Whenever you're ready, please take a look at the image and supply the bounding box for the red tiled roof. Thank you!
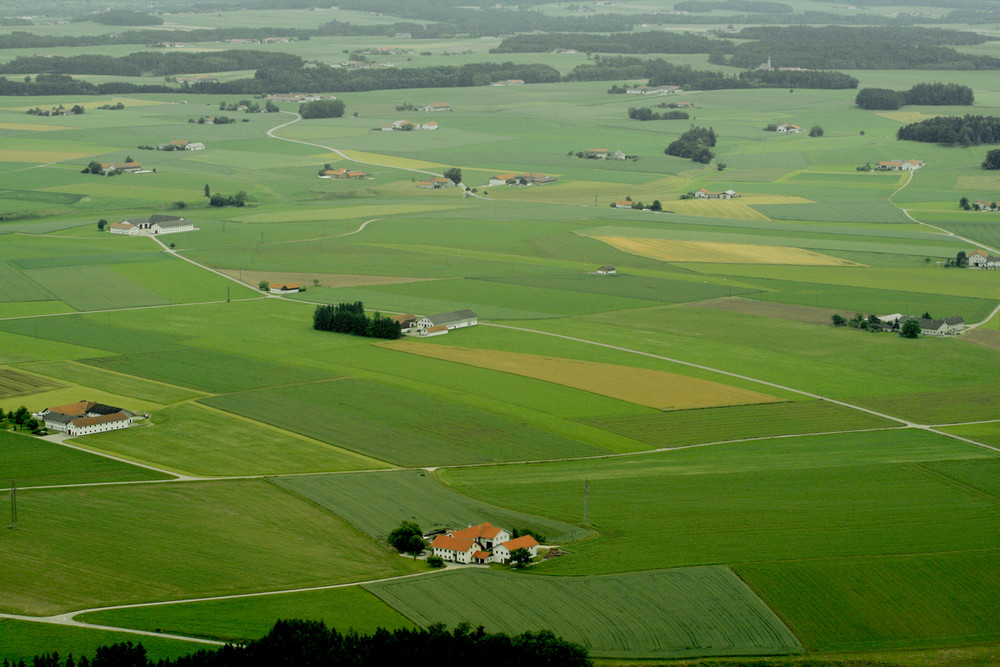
[500,535,539,550]
[472,551,491,560]
[451,522,503,540]
[430,535,476,552]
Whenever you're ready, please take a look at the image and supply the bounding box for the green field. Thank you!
[2,480,420,616]
[202,378,607,466]
[365,567,803,659]
[78,587,416,644]
[274,470,589,544]
[0,430,170,487]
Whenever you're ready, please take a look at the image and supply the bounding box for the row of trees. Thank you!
[209,191,247,208]
[665,126,717,164]
[73,10,163,26]
[10,620,592,667]
[628,107,688,121]
[312,302,402,340]
[855,83,974,110]
[0,50,302,77]
[724,26,998,70]
[897,115,1000,146]
[832,313,921,337]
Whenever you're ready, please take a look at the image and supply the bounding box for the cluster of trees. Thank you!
[97,101,124,110]
[26,104,83,115]
[1,405,40,432]
[73,10,163,26]
[628,107,688,121]
[855,83,974,110]
[897,115,1000,146]
[982,149,1000,170]
[572,56,855,90]
[611,197,662,211]
[832,312,925,337]
[189,116,236,125]
[312,302,402,340]
[299,99,346,119]
[10,620,592,667]
[388,521,425,556]
[209,191,247,207]
[724,26,999,70]
[219,99,277,113]
[665,126,717,164]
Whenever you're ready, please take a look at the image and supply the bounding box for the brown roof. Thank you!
[69,411,130,428]
[48,400,94,416]
[389,314,417,324]
[272,283,300,290]
[425,324,448,333]
[500,535,539,550]
[430,535,476,552]
[451,522,504,540]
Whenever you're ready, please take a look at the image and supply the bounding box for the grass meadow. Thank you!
[365,567,803,659]
[2,480,420,616]
[0,34,999,664]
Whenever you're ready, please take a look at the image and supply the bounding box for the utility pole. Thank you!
[582,479,590,526]
[9,481,17,530]
[226,286,231,303]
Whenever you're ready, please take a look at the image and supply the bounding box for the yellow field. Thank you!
[337,150,445,172]
[587,236,859,266]
[383,340,782,411]
[0,122,72,132]
[0,150,98,163]
[875,111,940,124]
[666,199,770,221]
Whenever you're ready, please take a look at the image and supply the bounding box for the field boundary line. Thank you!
[0,296,266,322]
[481,322,1000,453]
[0,613,224,647]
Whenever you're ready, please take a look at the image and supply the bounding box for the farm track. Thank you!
[888,171,1000,328]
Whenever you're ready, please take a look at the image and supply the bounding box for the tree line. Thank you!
[897,115,1000,146]
[491,31,731,56]
[628,107,688,121]
[721,26,999,70]
[72,10,163,26]
[855,83,973,110]
[0,51,302,77]
[313,302,402,340]
[5,620,592,667]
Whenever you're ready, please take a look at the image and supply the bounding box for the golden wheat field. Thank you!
[383,341,782,411]
[588,236,858,266]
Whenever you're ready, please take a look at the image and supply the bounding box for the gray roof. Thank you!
[44,413,75,425]
[428,309,478,325]
[149,214,186,226]
[944,316,965,325]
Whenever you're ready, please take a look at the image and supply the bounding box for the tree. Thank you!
[83,160,103,174]
[427,555,445,568]
[388,521,425,556]
[299,99,346,119]
[831,313,846,326]
[982,149,1000,170]
[173,200,186,209]
[443,167,462,185]
[960,196,970,210]
[650,200,662,211]
[70,104,84,115]
[956,251,968,267]
[258,280,269,291]
[97,219,107,231]
[901,319,921,338]
[809,125,824,137]
[509,547,532,567]
[204,183,211,198]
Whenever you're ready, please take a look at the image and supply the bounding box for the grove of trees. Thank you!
[982,149,1000,169]
[312,302,402,340]
[856,83,973,109]
[299,98,346,119]
[897,115,1000,146]
[628,107,689,121]
[7,620,593,667]
[665,126,717,164]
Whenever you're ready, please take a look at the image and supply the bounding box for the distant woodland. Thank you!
[856,83,974,110]
[897,115,1000,146]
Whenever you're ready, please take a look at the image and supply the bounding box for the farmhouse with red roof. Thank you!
[429,522,539,564]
